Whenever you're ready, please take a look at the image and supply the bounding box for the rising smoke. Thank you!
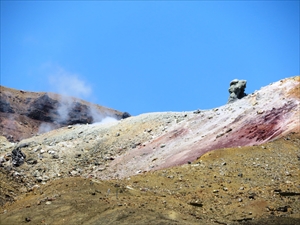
[48,67,92,99]
[38,123,56,134]
[37,65,117,133]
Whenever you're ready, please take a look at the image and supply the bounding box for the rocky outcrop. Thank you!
[121,112,131,119]
[65,102,94,125]
[0,98,15,113]
[26,94,59,122]
[227,79,247,103]
[0,86,126,142]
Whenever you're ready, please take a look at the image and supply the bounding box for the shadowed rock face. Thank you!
[26,94,59,122]
[227,79,247,103]
[0,98,15,113]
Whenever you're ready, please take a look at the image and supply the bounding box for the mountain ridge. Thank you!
[0,76,299,224]
[0,85,128,142]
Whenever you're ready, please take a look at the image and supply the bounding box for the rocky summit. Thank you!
[0,76,299,225]
[0,86,129,142]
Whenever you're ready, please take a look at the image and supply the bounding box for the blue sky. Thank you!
[1,1,299,116]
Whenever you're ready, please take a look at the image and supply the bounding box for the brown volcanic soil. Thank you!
[0,132,300,225]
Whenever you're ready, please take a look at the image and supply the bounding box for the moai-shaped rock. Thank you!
[227,79,247,104]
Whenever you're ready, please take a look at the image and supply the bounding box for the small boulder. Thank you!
[11,148,26,167]
[122,112,131,119]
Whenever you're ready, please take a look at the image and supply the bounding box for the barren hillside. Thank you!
[0,76,299,225]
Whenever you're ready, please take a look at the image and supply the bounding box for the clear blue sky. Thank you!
[1,1,299,116]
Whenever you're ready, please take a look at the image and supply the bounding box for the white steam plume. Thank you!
[89,106,118,125]
[48,67,92,99]
[36,64,118,133]
[38,123,56,134]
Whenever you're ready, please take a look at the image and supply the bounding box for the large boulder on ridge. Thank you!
[227,79,247,103]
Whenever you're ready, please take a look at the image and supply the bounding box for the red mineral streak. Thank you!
[102,77,300,179]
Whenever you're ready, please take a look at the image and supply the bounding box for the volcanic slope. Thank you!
[1,76,298,180]
[1,133,299,225]
[0,85,126,142]
[0,76,299,224]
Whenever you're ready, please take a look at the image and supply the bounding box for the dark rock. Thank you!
[36,177,43,182]
[226,128,232,133]
[66,102,93,125]
[104,157,114,161]
[0,98,15,113]
[278,191,300,196]
[26,94,59,122]
[11,148,26,167]
[52,155,59,159]
[248,192,256,199]
[26,158,38,165]
[189,202,203,207]
[75,153,81,158]
[18,142,29,148]
[277,206,289,212]
[234,217,253,222]
[122,112,131,119]
[227,79,247,104]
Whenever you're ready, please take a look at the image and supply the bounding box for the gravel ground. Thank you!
[0,132,299,225]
